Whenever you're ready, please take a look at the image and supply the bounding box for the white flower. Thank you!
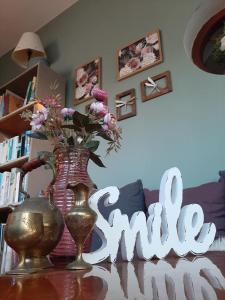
[77,137,83,144]
[119,65,132,77]
[61,107,75,117]
[30,108,49,130]
[141,52,156,67]
[220,36,225,52]
[146,33,158,45]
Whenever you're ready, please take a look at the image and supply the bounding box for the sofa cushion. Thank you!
[90,180,147,251]
[144,174,225,239]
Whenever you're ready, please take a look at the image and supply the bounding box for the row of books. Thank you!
[0,224,15,274]
[0,169,22,207]
[0,76,36,118]
[0,133,31,164]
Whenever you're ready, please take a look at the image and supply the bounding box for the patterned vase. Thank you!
[51,146,96,257]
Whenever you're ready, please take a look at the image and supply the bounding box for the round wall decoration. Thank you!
[184,0,225,74]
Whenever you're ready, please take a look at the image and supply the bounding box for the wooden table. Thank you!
[1,251,225,299]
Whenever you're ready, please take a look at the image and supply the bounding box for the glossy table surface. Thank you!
[1,252,225,300]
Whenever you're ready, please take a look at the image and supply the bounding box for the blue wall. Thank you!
[0,0,225,189]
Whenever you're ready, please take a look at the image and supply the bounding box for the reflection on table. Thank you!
[1,253,225,300]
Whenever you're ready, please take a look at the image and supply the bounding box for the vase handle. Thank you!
[19,157,56,199]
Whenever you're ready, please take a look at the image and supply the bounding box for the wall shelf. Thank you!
[0,102,36,141]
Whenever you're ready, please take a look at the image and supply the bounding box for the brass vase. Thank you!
[4,158,64,274]
[65,183,97,270]
[4,211,44,274]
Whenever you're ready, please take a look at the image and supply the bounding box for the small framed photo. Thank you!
[115,88,136,121]
[117,30,163,81]
[74,57,102,105]
[140,71,172,102]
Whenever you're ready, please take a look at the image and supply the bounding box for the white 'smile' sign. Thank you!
[83,167,216,264]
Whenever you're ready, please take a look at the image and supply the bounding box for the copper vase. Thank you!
[52,146,96,257]
[65,183,97,270]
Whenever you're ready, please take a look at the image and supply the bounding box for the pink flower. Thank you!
[92,88,108,103]
[76,68,88,86]
[102,124,109,131]
[61,107,75,117]
[90,101,108,117]
[57,134,65,142]
[38,97,61,108]
[127,57,141,70]
[104,113,117,130]
[30,108,49,130]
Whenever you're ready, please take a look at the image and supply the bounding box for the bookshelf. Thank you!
[0,62,65,197]
[0,63,65,273]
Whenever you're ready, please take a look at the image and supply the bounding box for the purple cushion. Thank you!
[91,180,146,251]
[144,176,225,239]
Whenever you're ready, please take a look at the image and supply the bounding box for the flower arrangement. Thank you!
[22,88,121,167]
[212,22,225,64]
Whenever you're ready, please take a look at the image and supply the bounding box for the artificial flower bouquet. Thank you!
[22,88,121,167]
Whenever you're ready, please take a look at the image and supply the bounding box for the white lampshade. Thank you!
[184,0,225,64]
[11,32,46,68]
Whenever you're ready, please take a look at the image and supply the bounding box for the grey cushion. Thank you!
[90,180,147,251]
[144,171,225,239]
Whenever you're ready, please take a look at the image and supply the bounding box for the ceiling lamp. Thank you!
[11,32,47,68]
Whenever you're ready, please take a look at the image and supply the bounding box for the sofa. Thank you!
[91,171,225,251]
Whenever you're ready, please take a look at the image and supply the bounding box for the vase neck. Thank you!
[55,147,90,171]
[69,183,90,207]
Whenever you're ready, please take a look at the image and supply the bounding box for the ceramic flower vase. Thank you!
[65,183,97,270]
[51,146,96,257]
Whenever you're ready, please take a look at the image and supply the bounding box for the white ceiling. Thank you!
[0,0,78,58]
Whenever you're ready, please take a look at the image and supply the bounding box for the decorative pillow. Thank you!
[144,172,225,239]
[90,180,147,251]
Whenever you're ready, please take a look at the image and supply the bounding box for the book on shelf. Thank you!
[0,90,24,117]
[0,169,21,207]
[24,76,37,105]
[0,225,14,274]
[0,132,31,165]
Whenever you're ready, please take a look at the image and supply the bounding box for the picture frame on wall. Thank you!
[115,88,136,121]
[117,30,163,81]
[74,57,102,105]
[140,71,172,102]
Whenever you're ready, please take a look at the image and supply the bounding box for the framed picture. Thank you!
[74,57,102,105]
[117,30,163,81]
[115,88,136,121]
[140,71,172,102]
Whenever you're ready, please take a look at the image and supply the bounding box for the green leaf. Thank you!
[62,124,81,131]
[85,123,102,133]
[96,131,113,142]
[67,136,74,145]
[73,111,89,127]
[61,124,75,129]
[89,152,106,167]
[85,140,100,152]
[26,131,48,140]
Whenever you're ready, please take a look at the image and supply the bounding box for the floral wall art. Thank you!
[117,30,163,81]
[74,57,102,105]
